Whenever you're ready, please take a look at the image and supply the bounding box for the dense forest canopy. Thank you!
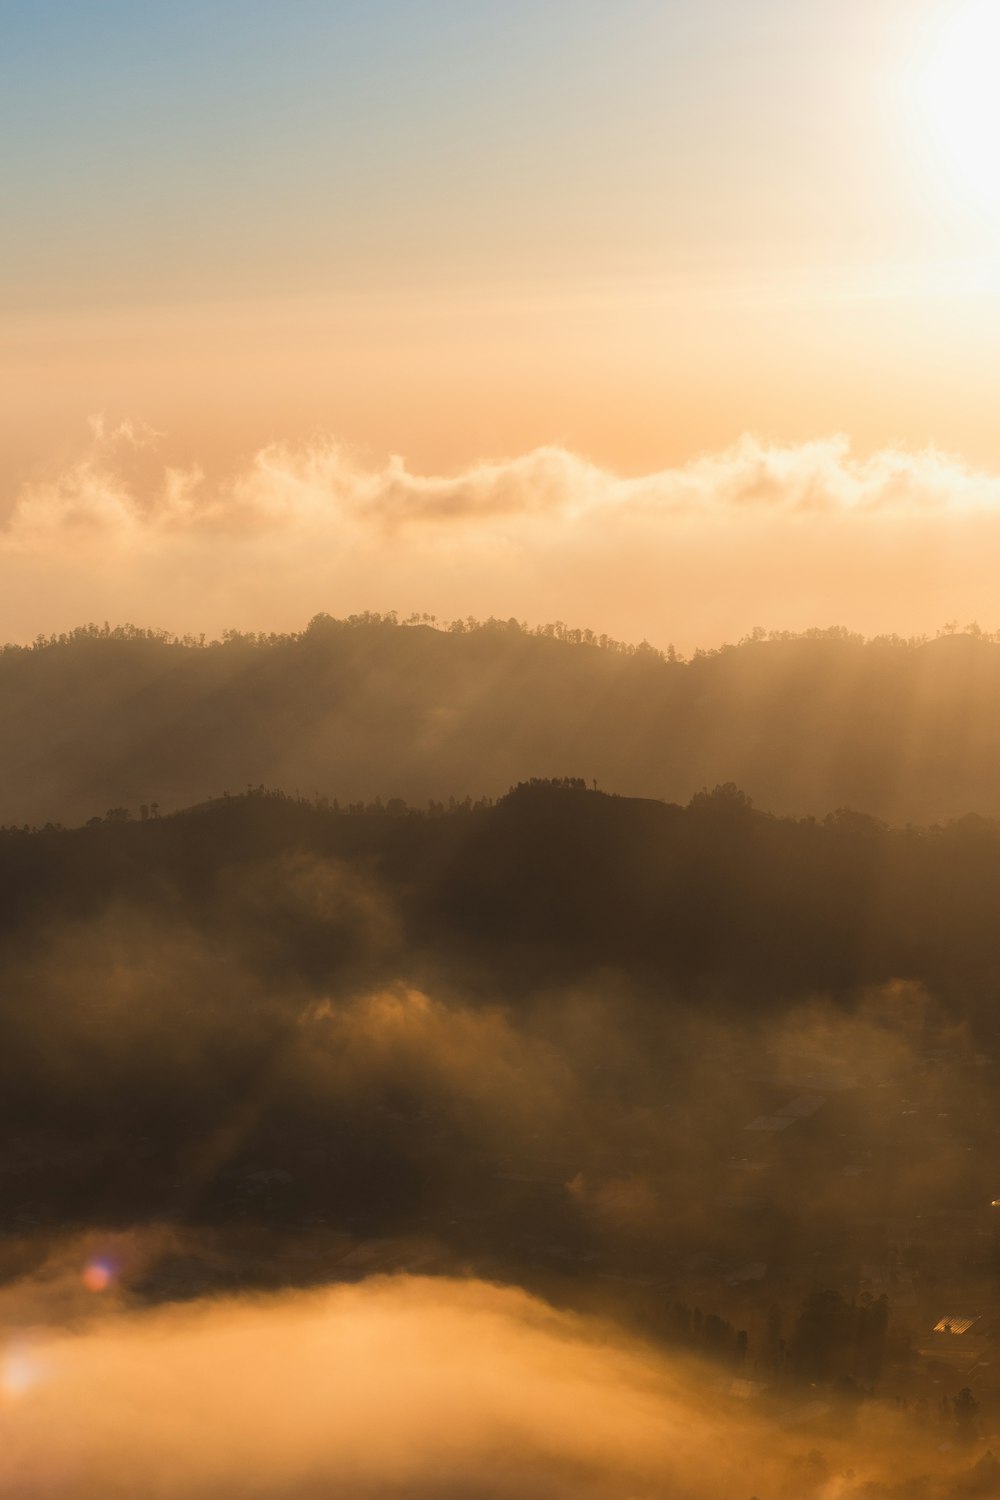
[4,613,1000,829]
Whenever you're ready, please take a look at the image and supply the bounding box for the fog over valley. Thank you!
[4,663,1000,1495]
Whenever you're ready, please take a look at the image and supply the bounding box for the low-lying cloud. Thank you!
[0,1266,980,1500]
[8,421,1000,543]
[6,421,1000,648]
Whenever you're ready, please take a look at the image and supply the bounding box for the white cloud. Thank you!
[8,425,1000,549]
[5,423,1000,648]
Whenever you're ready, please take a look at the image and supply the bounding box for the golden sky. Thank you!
[5,0,1000,643]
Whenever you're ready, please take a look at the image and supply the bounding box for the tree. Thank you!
[688,782,753,814]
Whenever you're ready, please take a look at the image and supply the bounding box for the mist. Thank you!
[1,787,1000,1494]
[0,1268,964,1500]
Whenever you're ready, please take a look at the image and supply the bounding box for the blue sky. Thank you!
[2,0,915,310]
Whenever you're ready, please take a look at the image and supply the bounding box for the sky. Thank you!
[5,0,1000,645]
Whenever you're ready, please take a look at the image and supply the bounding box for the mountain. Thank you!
[4,615,1000,828]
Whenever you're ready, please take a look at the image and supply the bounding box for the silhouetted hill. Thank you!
[6,616,1000,826]
[3,779,1000,1015]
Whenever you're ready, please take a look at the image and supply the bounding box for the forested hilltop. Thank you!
[4,778,1000,1021]
[5,614,1000,827]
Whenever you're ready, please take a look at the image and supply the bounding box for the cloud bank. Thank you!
[0,1266,977,1500]
[6,422,1000,647]
[1,1274,697,1499]
[10,420,1000,541]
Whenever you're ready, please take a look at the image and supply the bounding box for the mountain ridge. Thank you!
[3,614,1000,827]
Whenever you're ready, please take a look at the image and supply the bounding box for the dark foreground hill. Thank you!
[5,776,1000,1452]
[3,778,999,1019]
[5,615,1000,826]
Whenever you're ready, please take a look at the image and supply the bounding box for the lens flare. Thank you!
[83,1257,117,1293]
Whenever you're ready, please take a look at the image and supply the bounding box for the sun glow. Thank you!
[916,0,1000,211]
